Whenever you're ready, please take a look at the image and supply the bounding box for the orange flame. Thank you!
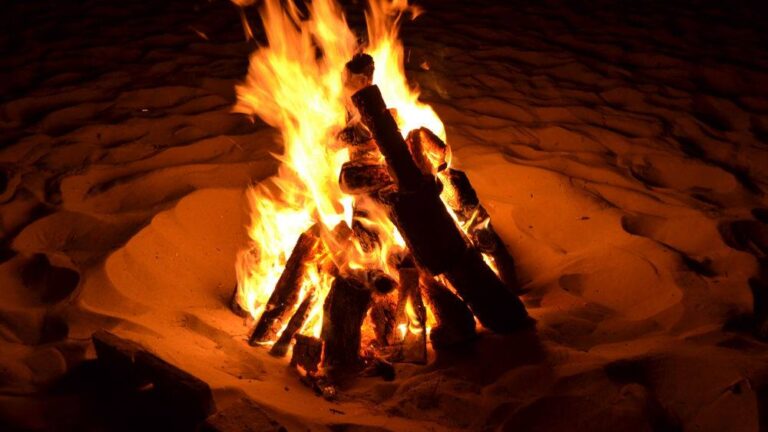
[233,0,444,340]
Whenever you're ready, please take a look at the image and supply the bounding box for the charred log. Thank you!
[321,276,372,378]
[352,85,426,192]
[344,53,374,93]
[473,224,519,292]
[370,296,397,346]
[290,334,323,374]
[394,266,427,364]
[421,276,476,348]
[249,225,320,345]
[441,168,520,291]
[406,127,451,175]
[353,85,530,333]
[339,160,393,195]
[270,291,315,357]
[444,247,531,332]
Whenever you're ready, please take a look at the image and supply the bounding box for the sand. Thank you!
[1,0,767,430]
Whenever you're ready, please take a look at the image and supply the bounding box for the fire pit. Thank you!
[230,0,531,393]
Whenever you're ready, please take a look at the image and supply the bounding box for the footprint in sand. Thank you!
[20,253,80,304]
[718,219,768,258]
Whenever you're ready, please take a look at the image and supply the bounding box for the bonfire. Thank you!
[231,0,530,392]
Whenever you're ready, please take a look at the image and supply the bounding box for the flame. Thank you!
[233,0,444,342]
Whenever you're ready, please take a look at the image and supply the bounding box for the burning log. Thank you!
[343,53,374,94]
[406,127,451,175]
[351,208,381,253]
[269,291,315,357]
[370,296,397,346]
[352,84,530,333]
[352,85,426,192]
[394,266,427,364]
[421,276,476,348]
[441,168,519,290]
[321,276,372,379]
[338,125,378,161]
[339,160,393,195]
[290,334,323,374]
[249,225,320,345]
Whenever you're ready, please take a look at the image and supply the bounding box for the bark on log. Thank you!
[321,276,372,378]
[290,334,323,374]
[421,276,476,348]
[406,127,451,175]
[269,291,315,357]
[443,247,531,332]
[473,224,519,292]
[352,84,530,333]
[441,168,520,291]
[339,160,393,195]
[344,53,374,94]
[370,296,397,346]
[395,266,427,364]
[249,225,320,345]
[352,85,425,192]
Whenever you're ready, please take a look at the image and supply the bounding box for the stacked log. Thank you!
[352,85,531,333]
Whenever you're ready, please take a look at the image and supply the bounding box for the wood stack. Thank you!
[235,54,531,391]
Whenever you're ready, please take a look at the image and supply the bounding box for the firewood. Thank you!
[370,295,397,346]
[352,218,380,252]
[353,84,530,333]
[441,168,520,291]
[352,85,426,192]
[444,247,531,332]
[473,224,519,291]
[421,276,476,348]
[406,127,451,174]
[290,334,323,374]
[393,266,427,364]
[92,329,146,387]
[269,290,315,357]
[339,160,393,195]
[249,225,320,345]
[440,168,479,212]
[344,53,374,94]
[321,276,372,378]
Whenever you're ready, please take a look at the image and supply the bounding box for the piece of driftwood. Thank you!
[249,225,320,345]
[421,276,476,348]
[134,350,216,423]
[321,276,372,378]
[270,291,315,357]
[202,397,286,432]
[92,329,146,387]
[290,334,323,374]
[405,127,451,174]
[339,160,393,195]
[92,330,215,427]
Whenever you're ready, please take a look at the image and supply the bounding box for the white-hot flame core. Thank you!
[233,0,445,333]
